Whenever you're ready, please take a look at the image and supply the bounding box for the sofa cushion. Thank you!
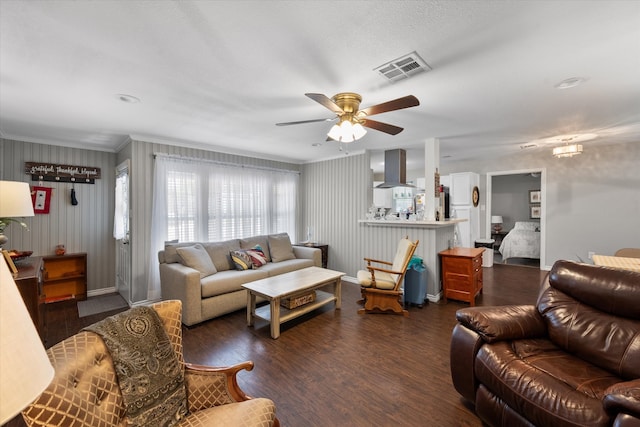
[260,258,314,276]
[201,269,268,298]
[230,250,253,271]
[202,240,240,272]
[240,235,271,262]
[176,244,217,278]
[163,242,200,264]
[268,233,295,263]
[475,339,617,427]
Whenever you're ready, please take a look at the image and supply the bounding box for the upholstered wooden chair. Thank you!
[21,300,280,427]
[614,248,640,258]
[356,237,419,316]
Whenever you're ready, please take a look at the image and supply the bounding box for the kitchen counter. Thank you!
[358,218,467,302]
[358,218,466,228]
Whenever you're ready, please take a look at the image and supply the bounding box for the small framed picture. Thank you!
[530,205,541,219]
[529,190,541,204]
[2,250,18,275]
[31,186,52,214]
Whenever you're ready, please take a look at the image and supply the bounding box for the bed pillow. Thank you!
[176,244,217,278]
[268,233,295,263]
[514,221,538,231]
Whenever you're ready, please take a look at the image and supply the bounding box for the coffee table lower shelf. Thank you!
[254,290,336,324]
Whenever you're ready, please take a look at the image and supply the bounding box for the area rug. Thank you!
[77,293,129,318]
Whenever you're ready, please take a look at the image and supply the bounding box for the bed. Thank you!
[499,221,540,262]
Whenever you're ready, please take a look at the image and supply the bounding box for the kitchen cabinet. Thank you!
[439,247,483,306]
[373,181,392,208]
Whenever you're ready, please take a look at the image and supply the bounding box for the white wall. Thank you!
[441,141,640,268]
[1,138,117,294]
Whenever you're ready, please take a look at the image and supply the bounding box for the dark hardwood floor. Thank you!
[7,264,546,427]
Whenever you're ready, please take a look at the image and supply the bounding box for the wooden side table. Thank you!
[491,231,509,251]
[294,243,328,268]
[439,247,484,306]
[14,256,46,342]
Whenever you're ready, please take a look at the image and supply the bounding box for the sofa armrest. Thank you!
[455,305,547,343]
[604,379,640,419]
[292,246,321,267]
[159,262,203,326]
[184,361,254,412]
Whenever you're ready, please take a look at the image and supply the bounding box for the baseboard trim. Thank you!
[87,287,117,298]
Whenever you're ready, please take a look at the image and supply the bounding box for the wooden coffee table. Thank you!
[242,266,345,339]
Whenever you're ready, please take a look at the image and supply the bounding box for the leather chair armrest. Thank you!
[604,379,640,420]
[455,305,546,343]
[184,361,254,412]
[450,323,485,403]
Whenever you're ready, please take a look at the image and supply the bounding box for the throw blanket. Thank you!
[84,306,188,426]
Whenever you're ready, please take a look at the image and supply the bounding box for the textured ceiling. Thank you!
[1,1,639,172]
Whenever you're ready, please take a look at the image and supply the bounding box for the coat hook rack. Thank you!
[25,162,101,184]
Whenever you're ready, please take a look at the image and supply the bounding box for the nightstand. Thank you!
[491,231,509,251]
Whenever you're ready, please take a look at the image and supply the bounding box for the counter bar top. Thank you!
[358,218,466,228]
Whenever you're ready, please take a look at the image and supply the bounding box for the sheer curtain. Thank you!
[147,155,298,301]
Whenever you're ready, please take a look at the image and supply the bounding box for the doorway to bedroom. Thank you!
[486,169,545,269]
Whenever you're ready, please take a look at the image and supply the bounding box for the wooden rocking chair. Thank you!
[356,237,419,316]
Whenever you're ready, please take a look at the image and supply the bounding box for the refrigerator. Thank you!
[446,172,480,248]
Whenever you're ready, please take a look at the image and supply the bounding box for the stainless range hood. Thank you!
[376,149,414,188]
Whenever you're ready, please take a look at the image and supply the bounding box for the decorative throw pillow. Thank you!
[268,233,295,263]
[176,244,217,278]
[230,250,253,271]
[245,245,268,268]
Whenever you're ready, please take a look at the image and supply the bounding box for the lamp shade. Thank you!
[491,215,503,224]
[0,181,35,217]
[0,260,54,424]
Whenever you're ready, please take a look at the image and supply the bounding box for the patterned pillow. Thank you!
[245,245,268,268]
[230,250,253,271]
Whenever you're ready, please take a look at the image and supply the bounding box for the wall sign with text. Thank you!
[25,162,101,184]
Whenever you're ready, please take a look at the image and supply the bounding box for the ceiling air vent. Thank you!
[374,51,431,83]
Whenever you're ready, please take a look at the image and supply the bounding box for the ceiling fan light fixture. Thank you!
[553,144,583,158]
[352,123,367,140]
[327,124,342,141]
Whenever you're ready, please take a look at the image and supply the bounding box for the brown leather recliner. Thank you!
[450,260,640,427]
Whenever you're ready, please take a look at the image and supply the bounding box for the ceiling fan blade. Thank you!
[359,95,419,117]
[305,93,344,114]
[276,118,335,126]
[361,119,404,135]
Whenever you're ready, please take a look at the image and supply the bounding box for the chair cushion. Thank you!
[177,398,276,426]
[475,338,617,427]
[390,239,414,282]
[357,269,396,290]
[176,244,217,278]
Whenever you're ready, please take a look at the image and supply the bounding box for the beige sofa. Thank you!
[159,233,321,326]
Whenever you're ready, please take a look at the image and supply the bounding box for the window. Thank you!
[155,155,298,243]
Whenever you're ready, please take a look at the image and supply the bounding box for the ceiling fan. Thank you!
[276,92,419,143]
